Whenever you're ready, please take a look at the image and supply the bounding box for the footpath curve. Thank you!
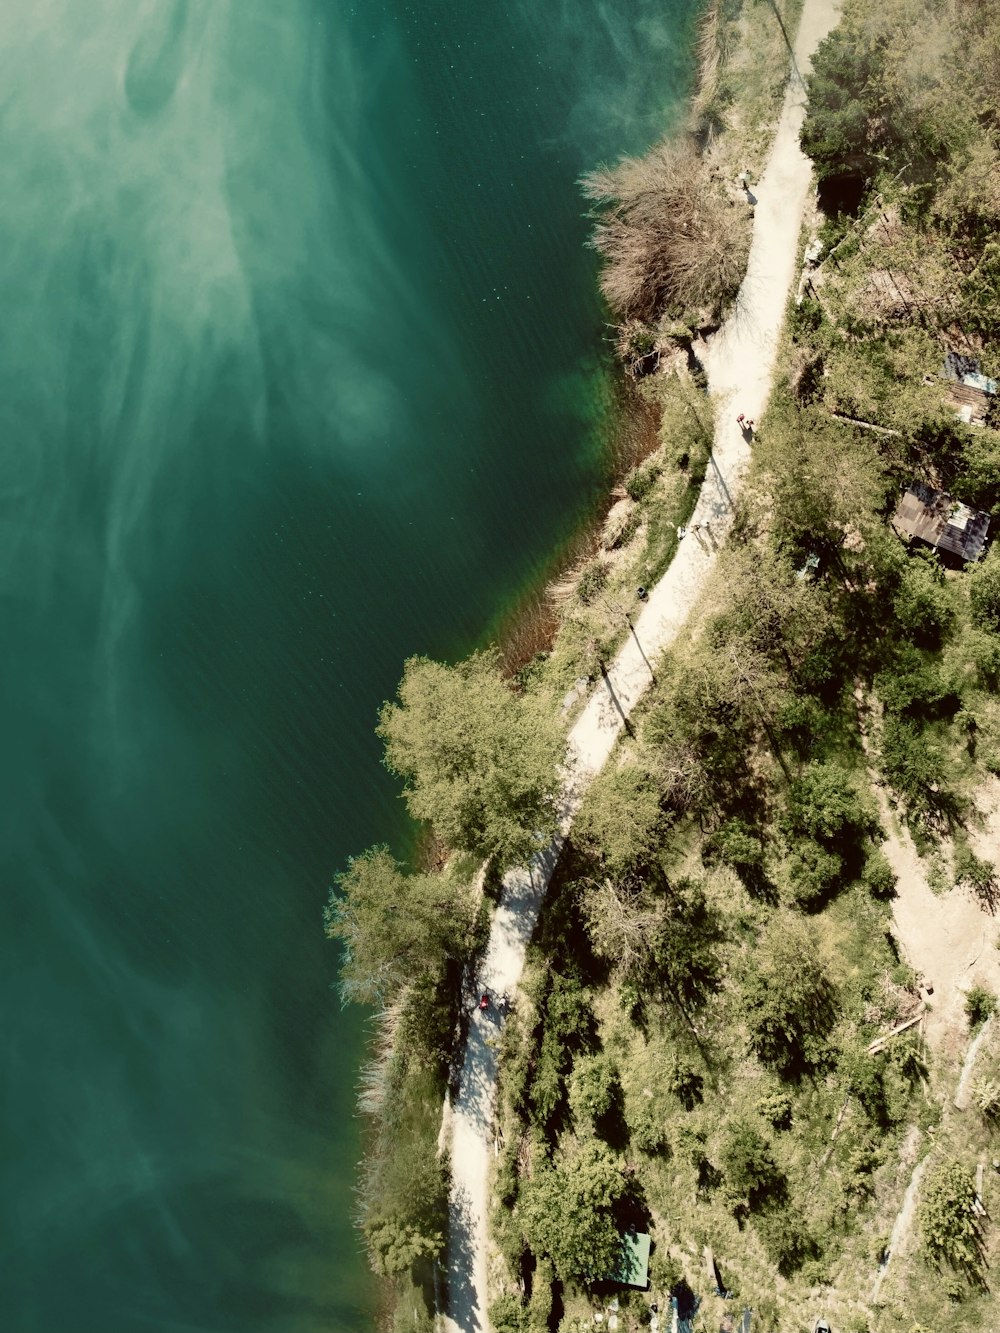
[443,3,841,1328]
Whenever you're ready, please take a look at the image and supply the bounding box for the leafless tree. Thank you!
[582,143,750,325]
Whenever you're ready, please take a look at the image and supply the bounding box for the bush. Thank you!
[721,1121,783,1208]
[568,1054,620,1126]
[755,1091,793,1131]
[919,1159,982,1272]
[954,846,997,901]
[489,1293,525,1333]
[965,985,996,1032]
[582,142,751,324]
[625,461,661,503]
[970,543,1000,631]
[577,559,609,605]
[862,848,897,899]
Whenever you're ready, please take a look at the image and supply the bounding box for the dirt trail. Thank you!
[442,5,842,1329]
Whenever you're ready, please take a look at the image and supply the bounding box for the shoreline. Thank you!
[443,0,842,1326]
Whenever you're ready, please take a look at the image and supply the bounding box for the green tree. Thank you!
[782,762,874,845]
[893,557,955,648]
[969,547,1000,633]
[584,875,724,1021]
[326,846,471,1005]
[919,1159,981,1272]
[965,985,996,1032]
[521,1141,628,1283]
[721,1120,784,1208]
[568,1054,620,1127]
[377,650,565,869]
[365,1216,443,1278]
[801,23,887,180]
[574,759,668,876]
[530,974,594,1129]
[742,917,837,1074]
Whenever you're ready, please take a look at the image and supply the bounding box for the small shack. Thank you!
[942,352,998,426]
[892,481,990,563]
[612,1231,651,1289]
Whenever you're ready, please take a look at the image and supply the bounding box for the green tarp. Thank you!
[614,1231,650,1288]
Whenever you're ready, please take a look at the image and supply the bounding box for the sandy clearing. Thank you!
[876,788,1000,1056]
[442,5,842,1329]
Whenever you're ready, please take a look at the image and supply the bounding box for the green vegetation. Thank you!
[378,650,565,871]
[335,0,1000,1328]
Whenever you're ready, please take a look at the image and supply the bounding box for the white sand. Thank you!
[443,5,842,1328]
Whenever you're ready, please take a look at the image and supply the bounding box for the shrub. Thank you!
[972,1074,1000,1120]
[954,846,997,902]
[756,1091,793,1131]
[919,1159,981,1272]
[721,1121,783,1208]
[489,1293,525,1333]
[568,1054,620,1126]
[969,550,1000,632]
[577,559,609,605]
[582,142,751,324]
[965,985,996,1032]
[862,848,897,899]
[625,461,661,503]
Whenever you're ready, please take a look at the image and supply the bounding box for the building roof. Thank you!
[892,481,990,563]
[943,380,994,426]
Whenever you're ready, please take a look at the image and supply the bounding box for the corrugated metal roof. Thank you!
[891,482,990,562]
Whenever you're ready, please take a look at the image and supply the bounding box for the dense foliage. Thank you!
[378,649,565,870]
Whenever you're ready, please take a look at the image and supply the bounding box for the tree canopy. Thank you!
[325,845,471,1005]
[377,650,565,870]
[919,1158,982,1273]
[741,917,837,1075]
[521,1140,629,1283]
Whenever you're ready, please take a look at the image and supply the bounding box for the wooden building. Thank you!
[892,481,990,563]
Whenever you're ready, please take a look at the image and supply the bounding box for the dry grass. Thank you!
[582,143,751,326]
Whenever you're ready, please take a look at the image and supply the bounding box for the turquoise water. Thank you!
[0,2,691,1330]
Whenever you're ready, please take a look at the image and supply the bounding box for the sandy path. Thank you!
[443,5,841,1329]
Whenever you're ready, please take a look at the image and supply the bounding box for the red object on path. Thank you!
[479,993,489,1011]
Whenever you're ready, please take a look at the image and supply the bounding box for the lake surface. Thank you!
[0,2,691,1329]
